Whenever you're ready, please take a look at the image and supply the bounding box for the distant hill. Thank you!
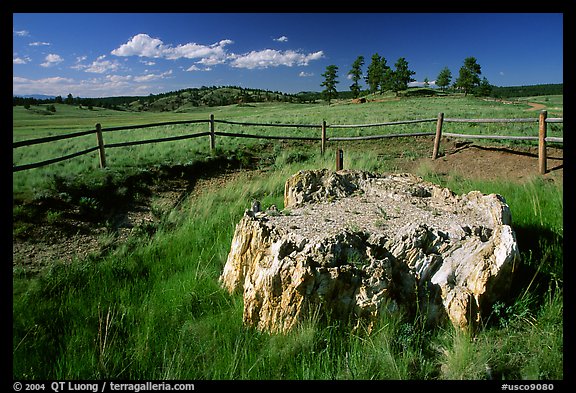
[490,83,562,98]
[13,94,56,100]
[13,86,313,112]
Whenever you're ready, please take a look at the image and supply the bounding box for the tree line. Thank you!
[320,55,497,104]
[12,86,309,111]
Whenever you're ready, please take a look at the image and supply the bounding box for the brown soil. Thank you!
[403,138,563,184]
[525,102,547,111]
[12,139,563,274]
[13,168,255,274]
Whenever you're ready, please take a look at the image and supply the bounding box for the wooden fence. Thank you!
[12,110,563,175]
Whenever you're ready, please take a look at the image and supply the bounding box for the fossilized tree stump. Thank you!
[220,170,520,333]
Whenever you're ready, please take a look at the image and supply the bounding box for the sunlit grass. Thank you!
[13,95,563,380]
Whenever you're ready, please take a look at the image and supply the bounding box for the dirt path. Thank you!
[525,102,547,111]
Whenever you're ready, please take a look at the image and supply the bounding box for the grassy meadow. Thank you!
[13,93,563,199]
[12,93,563,380]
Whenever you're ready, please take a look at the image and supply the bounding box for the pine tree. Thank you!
[455,57,482,96]
[321,65,339,104]
[390,57,416,96]
[348,56,365,98]
[365,53,383,94]
[476,77,493,97]
[436,67,452,92]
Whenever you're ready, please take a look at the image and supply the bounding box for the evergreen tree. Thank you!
[377,56,390,94]
[365,53,383,94]
[455,57,482,96]
[321,65,339,104]
[390,57,416,96]
[475,77,493,97]
[436,67,452,92]
[348,55,365,98]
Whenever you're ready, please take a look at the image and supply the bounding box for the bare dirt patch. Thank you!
[404,139,563,184]
[525,102,547,111]
[13,162,256,274]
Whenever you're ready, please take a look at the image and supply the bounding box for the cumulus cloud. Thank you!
[230,49,324,69]
[29,41,51,46]
[40,53,64,67]
[111,33,324,72]
[13,56,31,65]
[111,33,165,57]
[84,55,122,73]
[133,70,173,82]
[298,71,314,77]
[111,33,233,65]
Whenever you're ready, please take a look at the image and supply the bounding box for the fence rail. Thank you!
[13,110,563,174]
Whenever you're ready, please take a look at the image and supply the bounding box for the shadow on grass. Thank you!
[488,223,563,329]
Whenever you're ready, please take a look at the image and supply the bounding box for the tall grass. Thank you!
[13,146,563,380]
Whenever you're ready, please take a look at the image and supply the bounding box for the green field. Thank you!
[13,94,563,199]
[12,94,563,380]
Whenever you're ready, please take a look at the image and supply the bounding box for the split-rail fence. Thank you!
[13,110,563,175]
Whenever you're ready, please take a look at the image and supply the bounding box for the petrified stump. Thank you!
[220,170,520,333]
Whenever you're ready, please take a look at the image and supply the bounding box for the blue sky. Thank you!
[12,13,563,98]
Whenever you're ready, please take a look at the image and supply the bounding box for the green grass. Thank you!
[13,95,563,200]
[13,150,563,379]
[13,95,563,380]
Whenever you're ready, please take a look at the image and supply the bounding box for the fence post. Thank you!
[209,113,215,154]
[538,110,547,174]
[432,112,444,159]
[95,123,106,168]
[321,120,327,155]
[336,148,343,171]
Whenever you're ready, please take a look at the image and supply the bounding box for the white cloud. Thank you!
[231,49,324,69]
[13,56,31,65]
[133,70,173,82]
[111,33,233,66]
[140,60,156,66]
[29,41,51,46]
[298,71,314,77]
[13,76,75,95]
[273,36,288,42]
[40,53,64,67]
[13,29,29,37]
[111,33,165,57]
[84,55,122,73]
[104,74,133,83]
[408,80,437,88]
[13,74,161,97]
